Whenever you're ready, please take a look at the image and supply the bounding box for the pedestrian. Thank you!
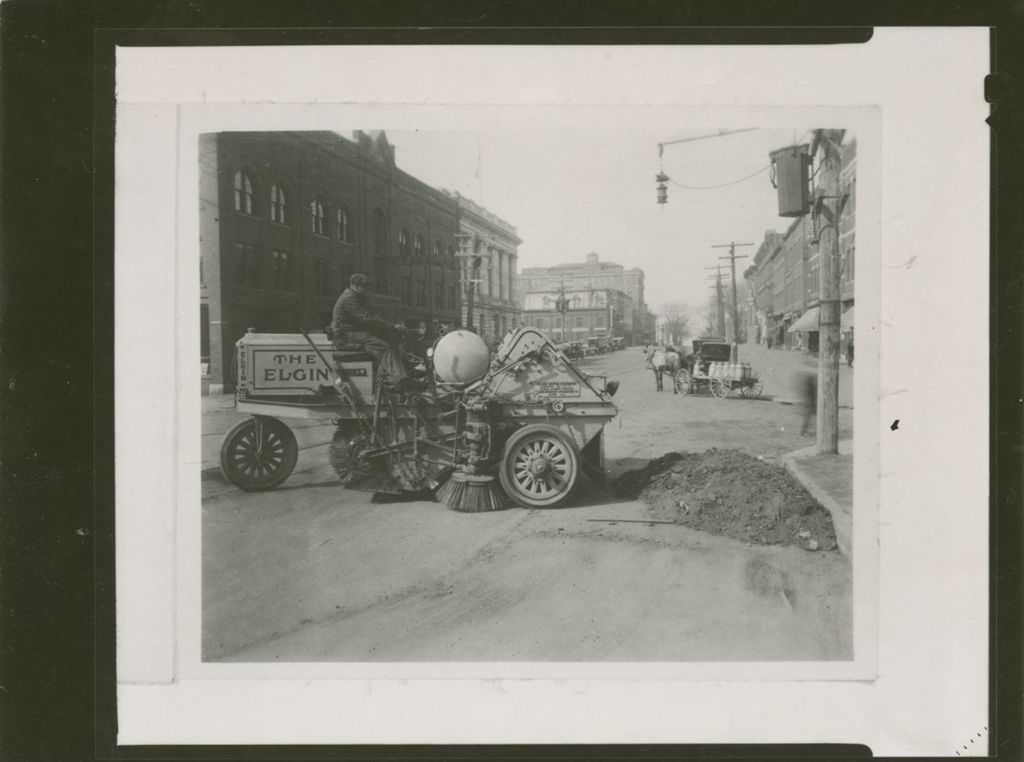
[846,332,854,367]
[767,335,774,350]
[797,370,817,436]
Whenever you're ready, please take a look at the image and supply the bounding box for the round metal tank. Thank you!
[433,330,491,384]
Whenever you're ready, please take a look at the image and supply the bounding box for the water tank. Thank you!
[433,330,491,384]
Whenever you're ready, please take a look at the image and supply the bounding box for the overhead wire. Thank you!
[667,164,771,191]
[661,129,813,192]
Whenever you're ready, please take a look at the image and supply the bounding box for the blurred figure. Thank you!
[796,370,818,436]
[767,335,774,350]
[846,331,854,367]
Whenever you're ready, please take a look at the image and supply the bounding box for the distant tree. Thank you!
[660,302,691,346]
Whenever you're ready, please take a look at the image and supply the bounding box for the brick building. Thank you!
[521,287,632,344]
[443,191,522,348]
[199,130,462,392]
[518,253,650,344]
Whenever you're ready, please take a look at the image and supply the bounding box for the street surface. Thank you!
[203,344,854,662]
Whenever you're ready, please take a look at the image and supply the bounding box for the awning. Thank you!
[841,305,855,330]
[788,306,820,332]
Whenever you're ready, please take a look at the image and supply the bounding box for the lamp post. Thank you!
[554,282,570,343]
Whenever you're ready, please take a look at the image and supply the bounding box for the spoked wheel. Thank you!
[220,416,298,491]
[674,368,691,394]
[739,379,764,398]
[709,377,731,400]
[499,424,579,508]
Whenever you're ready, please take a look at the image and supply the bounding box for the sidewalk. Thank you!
[781,439,853,556]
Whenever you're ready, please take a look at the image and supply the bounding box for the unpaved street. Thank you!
[203,345,853,662]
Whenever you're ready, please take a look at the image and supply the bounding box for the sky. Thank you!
[387,128,816,321]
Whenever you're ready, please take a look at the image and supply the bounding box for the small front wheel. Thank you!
[499,424,579,508]
[220,416,298,490]
[710,377,731,400]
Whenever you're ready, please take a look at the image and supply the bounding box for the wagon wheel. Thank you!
[709,377,731,400]
[740,378,764,398]
[674,368,691,394]
[499,424,579,508]
[220,416,298,491]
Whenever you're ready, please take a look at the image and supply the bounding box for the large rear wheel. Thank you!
[499,424,579,508]
[739,378,764,398]
[220,416,298,491]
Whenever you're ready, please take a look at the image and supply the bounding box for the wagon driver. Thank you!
[331,273,409,384]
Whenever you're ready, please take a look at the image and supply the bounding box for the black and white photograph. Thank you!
[111,34,991,753]
[197,126,860,665]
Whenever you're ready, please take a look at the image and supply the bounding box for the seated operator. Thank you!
[331,273,409,385]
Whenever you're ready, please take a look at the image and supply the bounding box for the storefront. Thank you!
[789,305,820,354]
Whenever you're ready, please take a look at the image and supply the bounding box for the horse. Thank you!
[649,346,681,393]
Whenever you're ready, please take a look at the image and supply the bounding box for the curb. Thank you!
[780,442,853,557]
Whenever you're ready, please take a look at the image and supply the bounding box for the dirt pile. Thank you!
[612,448,837,550]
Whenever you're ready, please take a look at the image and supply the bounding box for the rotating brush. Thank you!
[436,471,511,513]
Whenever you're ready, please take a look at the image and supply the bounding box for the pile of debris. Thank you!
[613,448,837,550]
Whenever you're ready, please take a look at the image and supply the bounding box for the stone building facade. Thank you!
[518,253,650,344]
[521,288,632,344]
[199,130,462,392]
[443,191,522,348]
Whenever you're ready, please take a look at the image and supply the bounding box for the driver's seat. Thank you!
[333,345,373,363]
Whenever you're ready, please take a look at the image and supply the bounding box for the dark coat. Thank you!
[331,288,392,337]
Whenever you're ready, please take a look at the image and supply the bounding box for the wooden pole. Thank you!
[713,242,753,359]
[716,272,727,338]
[814,129,845,455]
[466,257,478,331]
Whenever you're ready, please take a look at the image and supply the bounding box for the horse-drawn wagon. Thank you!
[674,338,764,399]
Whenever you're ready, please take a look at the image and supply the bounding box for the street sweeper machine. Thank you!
[220,327,620,511]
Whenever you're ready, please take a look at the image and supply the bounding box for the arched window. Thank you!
[233,170,254,214]
[398,228,410,257]
[270,184,287,224]
[432,240,442,258]
[414,234,424,257]
[447,244,455,259]
[337,207,350,242]
[310,197,325,235]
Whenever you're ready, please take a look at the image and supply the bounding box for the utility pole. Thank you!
[704,266,728,338]
[713,241,753,360]
[455,232,483,332]
[812,129,846,455]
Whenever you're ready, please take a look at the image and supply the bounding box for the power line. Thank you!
[667,164,771,191]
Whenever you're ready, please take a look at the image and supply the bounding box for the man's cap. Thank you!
[350,273,371,286]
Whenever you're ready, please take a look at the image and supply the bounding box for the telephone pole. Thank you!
[812,129,846,455]
[712,241,753,359]
[704,266,727,336]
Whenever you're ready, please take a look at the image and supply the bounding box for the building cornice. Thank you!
[443,189,522,244]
